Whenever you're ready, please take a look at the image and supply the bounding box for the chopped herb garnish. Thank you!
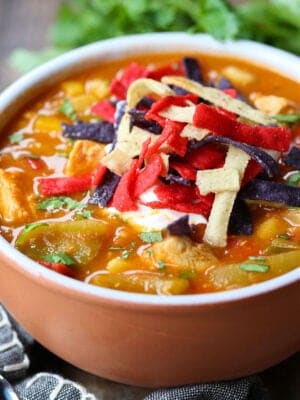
[9,133,24,144]
[157,260,166,270]
[58,99,77,120]
[277,233,291,240]
[240,263,270,273]
[138,231,163,243]
[275,113,300,124]
[42,252,75,266]
[121,250,132,260]
[74,209,92,220]
[109,246,126,251]
[179,270,196,279]
[37,196,85,211]
[248,256,266,262]
[146,249,153,256]
[287,172,300,187]
[16,222,49,246]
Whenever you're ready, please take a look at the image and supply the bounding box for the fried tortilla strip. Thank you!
[197,167,240,195]
[127,78,175,109]
[203,146,250,247]
[162,76,275,126]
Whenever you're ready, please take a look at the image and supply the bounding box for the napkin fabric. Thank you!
[0,304,270,400]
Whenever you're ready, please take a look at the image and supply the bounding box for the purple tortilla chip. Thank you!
[229,198,253,235]
[198,136,279,178]
[88,170,120,207]
[128,109,162,134]
[167,215,194,237]
[136,96,155,109]
[164,174,192,186]
[62,121,115,143]
[216,77,247,102]
[182,57,203,83]
[240,179,300,207]
[284,146,300,169]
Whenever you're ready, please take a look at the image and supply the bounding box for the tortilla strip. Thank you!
[203,146,250,247]
[162,76,275,126]
[197,167,240,195]
[159,105,195,123]
[127,78,175,109]
[180,124,210,141]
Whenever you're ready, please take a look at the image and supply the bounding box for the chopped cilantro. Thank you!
[37,196,85,211]
[16,222,49,246]
[109,246,126,251]
[121,250,132,260]
[240,263,270,273]
[248,256,266,262]
[74,209,92,220]
[57,99,77,120]
[287,172,300,187]
[146,249,153,256]
[42,252,75,266]
[275,113,300,124]
[138,231,163,243]
[9,133,24,144]
[157,260,166,270]
[179,270,196,279]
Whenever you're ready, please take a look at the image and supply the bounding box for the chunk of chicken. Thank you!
[0,169,35,225]
[64,140,105,176]
[151,236,218,272]
[250,93,291,115]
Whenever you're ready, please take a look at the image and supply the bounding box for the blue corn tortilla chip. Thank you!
[182,57,203,83]
[216,77,247,102]
[284,146,300,169]
[164,174,193,186]
[88,170,120,207]
[136,96,155,109]
[240,179,300,207]
[128,109,162,134]
[62,121,115,143]
[229,198,253,235]
[197,136,279,178]
[167,215,194,237]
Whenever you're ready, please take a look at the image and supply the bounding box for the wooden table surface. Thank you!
[0,1,299,399]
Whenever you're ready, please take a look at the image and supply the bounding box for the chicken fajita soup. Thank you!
[0,53,300,295]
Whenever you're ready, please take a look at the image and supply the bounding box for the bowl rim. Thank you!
[0,32,299,307]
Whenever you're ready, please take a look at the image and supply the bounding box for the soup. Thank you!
[0,53,299,295]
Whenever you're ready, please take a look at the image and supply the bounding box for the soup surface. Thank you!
[1,52,300,295]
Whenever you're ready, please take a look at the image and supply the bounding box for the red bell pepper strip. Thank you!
[242,159,263,186]
[134,154,164,198]
[110,62,149,99]
[143,183,214,217]
[91,164,107,187]
[110,159,138,211]
[186,143,225,170]
[193,103,291,152]
[169,161,197,180]
[39,174,92,196]
[137,137,151,169]
[39,261,74,277]
[91,100,116,123]
[145,120,187,159]
[146,94,199,126]
[147,63,184,81]
[222,88,238,98]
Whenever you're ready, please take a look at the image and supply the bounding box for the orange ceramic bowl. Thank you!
[0,33,299,387]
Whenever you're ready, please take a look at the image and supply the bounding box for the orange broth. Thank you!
[0,52,300,294]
